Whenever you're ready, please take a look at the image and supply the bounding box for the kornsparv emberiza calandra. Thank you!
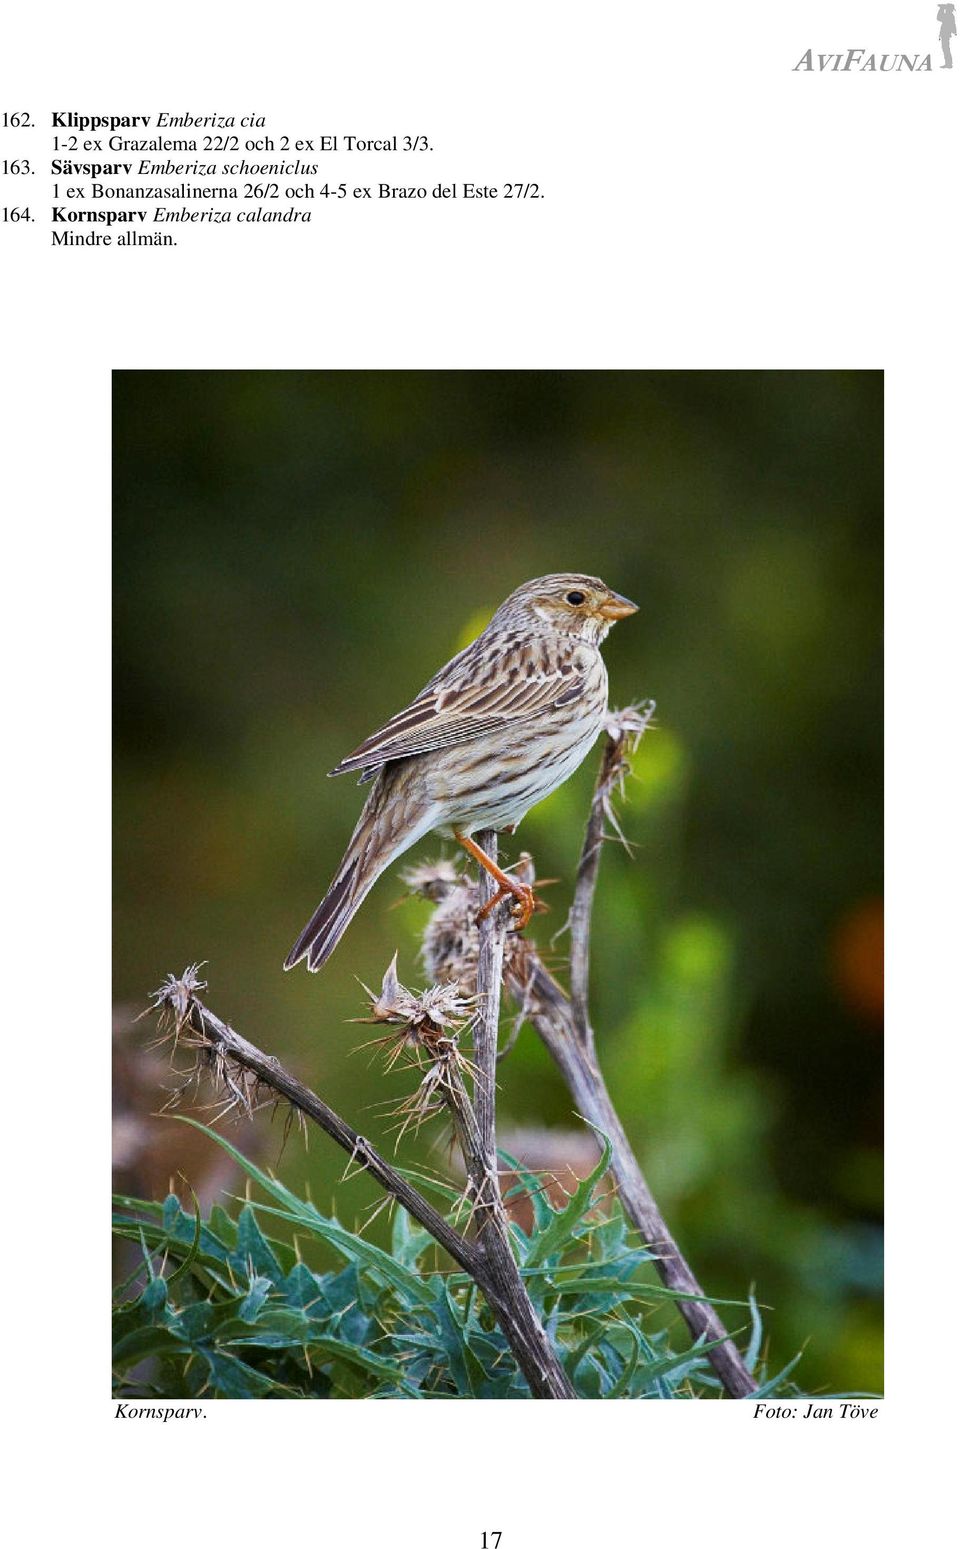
[285,573,637,972]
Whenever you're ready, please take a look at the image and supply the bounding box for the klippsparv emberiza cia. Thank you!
[285,573,637,972]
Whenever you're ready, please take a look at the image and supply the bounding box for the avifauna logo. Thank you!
[793,3,956,71]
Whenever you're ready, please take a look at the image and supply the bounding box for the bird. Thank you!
[284,573,637,972]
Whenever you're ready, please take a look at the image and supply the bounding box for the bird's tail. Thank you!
[284,771,431,973]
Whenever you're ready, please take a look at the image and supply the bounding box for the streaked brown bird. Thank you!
[285,573,637,972]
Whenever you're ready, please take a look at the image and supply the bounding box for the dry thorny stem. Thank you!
[564,701,657,1046]
[147,945,574,1395]
[149,965,308,1155]
[145,703,756,1398]
[148,965,484,1282]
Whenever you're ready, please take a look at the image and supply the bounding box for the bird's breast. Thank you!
[423,655,609,834]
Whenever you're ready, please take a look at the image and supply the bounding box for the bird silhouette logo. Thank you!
[939,4,956,67]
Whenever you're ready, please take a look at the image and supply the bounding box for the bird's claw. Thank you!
[476,880,546,933]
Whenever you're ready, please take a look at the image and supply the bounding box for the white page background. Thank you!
[3,1,953,1542]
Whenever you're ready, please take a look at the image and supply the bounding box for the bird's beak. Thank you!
[598,590,638,621]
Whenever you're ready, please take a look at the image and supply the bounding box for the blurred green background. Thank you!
[113,370,882,1395]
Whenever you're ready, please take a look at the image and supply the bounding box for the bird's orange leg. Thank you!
[455,831,538,930]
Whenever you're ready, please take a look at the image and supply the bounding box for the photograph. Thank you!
[112,368,883,1401]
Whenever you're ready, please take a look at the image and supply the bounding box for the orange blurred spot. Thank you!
[832,898,884,1024]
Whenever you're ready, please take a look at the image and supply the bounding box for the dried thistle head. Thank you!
[602,701,657,791]
[400,858,463,902]
[421,879,479,991]
[358,951,474,1030]
[145,963,209,1052]
[354,952,477,1070]
[354,953,482,1151]
[593,700,658,853]
[143,965,269,1128]
[421,862,537,1002]
[149,962,207,1018]
[357,951,422,1025]
[604,699,657,747]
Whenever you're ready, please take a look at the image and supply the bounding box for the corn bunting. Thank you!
[285,573,637,972]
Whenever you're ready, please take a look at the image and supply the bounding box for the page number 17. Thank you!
[481,1535,502,1548]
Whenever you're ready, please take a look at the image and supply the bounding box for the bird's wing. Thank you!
[329,634,590,778]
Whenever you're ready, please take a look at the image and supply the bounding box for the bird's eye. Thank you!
[565,590,586,605]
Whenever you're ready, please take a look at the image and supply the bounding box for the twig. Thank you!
[149,967,575,1400]
[568,701,656,1046]
[463,831,576,1397]
[472,831,507,1207]
[554,710,755,1394]
[501,947,758,1398]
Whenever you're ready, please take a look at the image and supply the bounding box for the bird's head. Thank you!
[494,573,638,643]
